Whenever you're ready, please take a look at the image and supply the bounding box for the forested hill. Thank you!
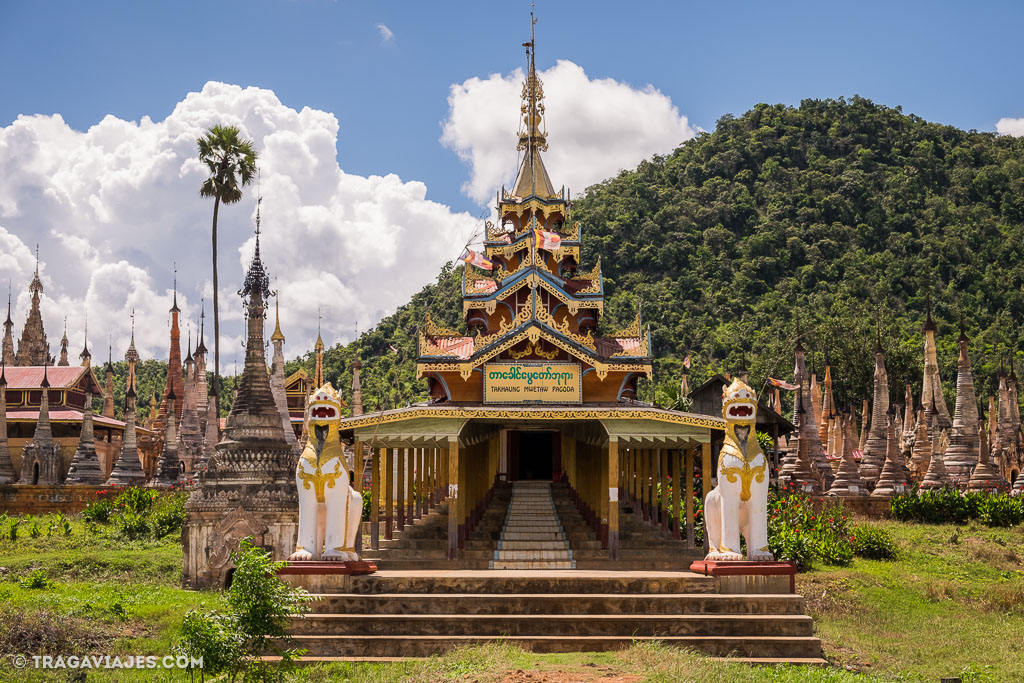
[286,96,1024,417]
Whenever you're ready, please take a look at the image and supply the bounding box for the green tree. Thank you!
[197,125,258,410]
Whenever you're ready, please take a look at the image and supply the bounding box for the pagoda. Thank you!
[15,249,53,367]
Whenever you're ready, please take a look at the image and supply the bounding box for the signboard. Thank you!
[483,362,582,404]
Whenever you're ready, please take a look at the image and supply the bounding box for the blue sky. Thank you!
[3,0,1021,215]
[1,1,1022,358]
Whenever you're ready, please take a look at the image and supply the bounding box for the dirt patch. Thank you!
[498,668,640,683]
[0,605,126,655]
[964,537,1022,571]
[797,573,859,616]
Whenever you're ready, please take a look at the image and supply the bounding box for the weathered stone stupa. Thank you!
[105,387,147,487]
[790,336,831,490]
[154,393,181,486]
[827,410,865,496]
[920,299,951,430]
[65,391,105,485]
[818,360,833,446]
[183,227,298,589]
[1,293,15,366]
[919,400,951,490]
[942,321,980,487]
[18,365,63,485]
[790,390,820,492]
[860,334,889,485]
[268,295,298,455]
[15,252,53,367]
[872,406,908,497]
[0,364,18,483]
[909,409,931,481]
[968,414,1002,492]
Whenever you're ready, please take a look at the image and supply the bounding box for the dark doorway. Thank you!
[510,431,556,481]
[32,462,39,485]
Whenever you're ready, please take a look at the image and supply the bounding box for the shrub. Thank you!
[82,498,113,524]
[19,569,51,590]
[852,525,898,560]
[175,538,311,681]
[979,495,1024,528]
[113,487,160,515]
[362,488,372,521]
[152,491,188,538]
[7,518,20,541]
[116,510,151,541]
[767,492,854,569]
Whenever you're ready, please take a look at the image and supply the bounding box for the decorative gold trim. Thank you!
[509,340,559,360]
[719,460,767,502]
[341,405,725,431]
[423,312,459,338]
[609,313,641,339]
[534,294,597,351]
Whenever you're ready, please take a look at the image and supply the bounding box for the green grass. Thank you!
[0,511,1021,681]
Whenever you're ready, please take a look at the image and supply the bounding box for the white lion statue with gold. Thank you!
[704,377,774,562]
[288,383,362,562]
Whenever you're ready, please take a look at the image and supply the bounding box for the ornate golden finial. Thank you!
[315,308,324,351]
[511,6,556,199]
[271,279,285,343]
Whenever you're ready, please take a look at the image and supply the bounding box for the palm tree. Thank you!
[197,125,257,405]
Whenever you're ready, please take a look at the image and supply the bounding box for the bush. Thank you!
[82,498,113,524]
[979,495,1024,528]
[892,489,1021,528]
[116,510,151,541]
[852,525,898,559]
[113,487,160,515]
[767,491,854,568]
[19,569,51,590]
[152,491,188,538]
[176,538,311,681]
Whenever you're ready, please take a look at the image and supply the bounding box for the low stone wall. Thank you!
[810,494,892,519]
[0,484,103,515]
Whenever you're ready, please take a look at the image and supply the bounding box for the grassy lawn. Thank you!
[0,510,1020,681]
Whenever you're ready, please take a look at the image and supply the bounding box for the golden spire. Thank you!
[511,9,556,199]
[271,287,285,343]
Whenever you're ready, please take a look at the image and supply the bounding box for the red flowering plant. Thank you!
[766,490,853,569]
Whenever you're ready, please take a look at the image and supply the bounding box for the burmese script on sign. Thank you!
[484,362,582,404]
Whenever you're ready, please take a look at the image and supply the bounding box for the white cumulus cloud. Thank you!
[441,60,698,205]
[996,117,1024,136]
[377,24,394,43]
[0,82,478,368]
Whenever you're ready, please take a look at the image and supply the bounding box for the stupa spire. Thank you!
[2,284,14,366]
[920,293,951,429]
[19,362,62,484]
[102,337,115,418]
[861,333,889,485]
[79,313,91,366]
[314,307,325,387]
[872,404,908,497]
[105,384,146,486]
[0,364,17,483]
[269,287,297,451]
[510,10,556,199]
[154,389,181,486]
[15,246,52,366]
[58,317,69,366]
[943,318,980,487]
[66,390,104,484]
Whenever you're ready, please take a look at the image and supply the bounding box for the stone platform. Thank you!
[689,560,797,594]
[279,569,824,663]
[276,560,377,591]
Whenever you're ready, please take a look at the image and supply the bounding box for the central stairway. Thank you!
[491,481,574,569]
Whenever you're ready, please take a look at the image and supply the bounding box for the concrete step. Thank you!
[304,593,807,616]
[493,550,573,561]
[489,560,576,569]
[334,573,718,595]
[289,613,814,637]
[285,634,824,658]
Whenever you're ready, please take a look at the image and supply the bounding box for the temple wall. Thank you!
[7,437,124,480]
[0,484,100,514]
[183,507,297,589]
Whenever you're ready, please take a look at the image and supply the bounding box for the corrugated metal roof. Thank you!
[2,366,97,390]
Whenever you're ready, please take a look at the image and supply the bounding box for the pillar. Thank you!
[672,449,682,540]
[417,447,425,519]
[631,447,639,509]
[608,437,619,560]
[406,447,414,524]
[701,440,712,555]
[685,447,695,549]
[370,444,380,550]
[446,438,459,559]
[640,448,649,521]
[385,447,394,540]
[599,440,610,547]
[661,448,670,532]
[397,447,406,531]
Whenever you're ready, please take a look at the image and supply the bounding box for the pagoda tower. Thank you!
[809,370,823,432]
[827,409,865,496]
[184,226,298,588]
[314,324,325,388]
[0,364,17,483]
[872,405,908,498]
[65,391,105,485]
[58,318,69,366]
[154,392,182,486]
[194,305,209,435]
[860,334,889,485]
[79,321,92,368]
[125,313,139,394]
[790,387,820,492]
[920,298,951,430]
[819,359,833,447]
[269,294,298,451]
[900,382,916,451]
[18,364,63,484]
[968,411,1003,492]
[909,408,931,481]
[1,290,14,366]
[15,249,53,366]
[105,386,147,487]
[145,274,187,459]
[790,337,831,490]
[178,340,205,474]
[942,320,980,487]
[350,359,364,417]
[102,344,115,418]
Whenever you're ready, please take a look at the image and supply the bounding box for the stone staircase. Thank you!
[282,571,825,663]
[490,481,575,569]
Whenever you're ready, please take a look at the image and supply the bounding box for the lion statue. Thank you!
[704,377,774,562]
[288,383,362,562]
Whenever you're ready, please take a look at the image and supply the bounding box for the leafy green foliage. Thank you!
[767,490,855,569]
[851,524,899,559]
[19,568,51,590]
[176,538,311,682]
[978,494,1024,527]
[152,491,189,538]
[82,497,113,524]
[891,488,982,524]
